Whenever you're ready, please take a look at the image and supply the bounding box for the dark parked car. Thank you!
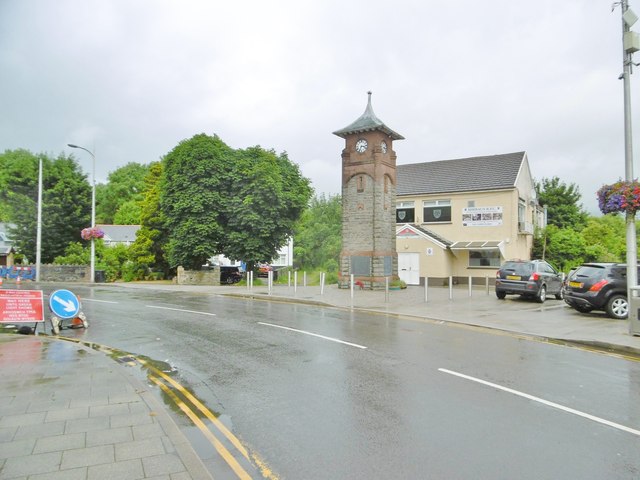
[495,259,563,303]
[220,266,243,284]
[564,263,637,319]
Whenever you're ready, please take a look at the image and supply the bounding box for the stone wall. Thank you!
[176,266,221,286]
[26,264,90,282]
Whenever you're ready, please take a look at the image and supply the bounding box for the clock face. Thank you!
[355,139,368,153]
[381,141,388,154]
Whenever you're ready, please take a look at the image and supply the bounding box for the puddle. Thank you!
[68,340,224,421]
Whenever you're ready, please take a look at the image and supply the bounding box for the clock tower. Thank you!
[333,92,404,289]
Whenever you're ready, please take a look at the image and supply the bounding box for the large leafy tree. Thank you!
[222,146,312,271]
[161,134,231,269]
[535,176,588,230]
[160,134,312,270]
[0,149,91,263]
[293,194,341,271]
[96,162,149,224]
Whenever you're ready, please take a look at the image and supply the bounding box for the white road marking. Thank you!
[146,305,217,316]
[258,322,367,349]
[81,298,118,304]
[438,368,640,437]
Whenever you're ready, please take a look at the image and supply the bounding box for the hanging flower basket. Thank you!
[597,180,640,215]
[81,227,105,241]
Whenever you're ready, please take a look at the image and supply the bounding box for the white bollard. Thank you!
[486,275,489,295]
[303,271,307,287]
[424,277,428,303]
[468,276,472,297]
[294,271,298,293]
[320,272,325,295]
[385,277,389,303]
[449,276,453,300]
[350,274,355,301]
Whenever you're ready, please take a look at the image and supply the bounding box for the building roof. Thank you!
[333,92,405,141]
[396,223,453,248]
[97,224,141,243]
[397,151,526,196]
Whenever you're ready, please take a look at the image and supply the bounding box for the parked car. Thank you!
[220,266,243,284]
[563,263,636,319]
[257,264,272,277]
[495,259,563,303]
[560,267,577,296]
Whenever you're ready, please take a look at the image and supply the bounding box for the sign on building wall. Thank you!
[462,206,503,227]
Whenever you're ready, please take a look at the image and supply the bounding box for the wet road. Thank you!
[33,284,640,479]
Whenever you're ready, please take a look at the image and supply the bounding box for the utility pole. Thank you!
[617,0,640,333]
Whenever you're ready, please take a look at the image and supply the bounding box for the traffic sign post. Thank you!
[0,290,45,327]
[49,289,80,319]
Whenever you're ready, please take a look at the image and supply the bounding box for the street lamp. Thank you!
[67,143,96,284]
[35,157,42,282]
[615,1,640,334]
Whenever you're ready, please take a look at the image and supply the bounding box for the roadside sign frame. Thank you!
[0,289,45,324]
[49,289,80,319]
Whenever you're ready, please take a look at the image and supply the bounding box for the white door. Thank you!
[398,253,420,285]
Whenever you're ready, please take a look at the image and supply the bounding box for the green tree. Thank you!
[101,243,130,281]
[160,134,312,271]
[161,134,231,269]
[53,241,89,265]
[535,225,589,272]
[96,162,148,224]
[0,149,41,222]
[129,161,170,278]
[293,194,341,271]
[113,200,142,225]
[0,150,91,263]
[581,215,626,262]
[535,176,588,230]
[222,146,312,271]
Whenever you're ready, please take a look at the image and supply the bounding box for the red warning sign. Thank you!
[0,290,45,323]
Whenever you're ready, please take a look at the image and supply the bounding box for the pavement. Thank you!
[1,280,639,480]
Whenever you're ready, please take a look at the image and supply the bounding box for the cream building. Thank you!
[395,151,545,285]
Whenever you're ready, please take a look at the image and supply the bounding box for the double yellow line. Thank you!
[138,357,279,480]
[60,337,276,479]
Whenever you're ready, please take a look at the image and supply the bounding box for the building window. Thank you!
[396,201,415,223]
[423,199,451,223]
[357,176,365,192]
[467,200,475,208]
[518,198,526,223]
[469,250,501,267]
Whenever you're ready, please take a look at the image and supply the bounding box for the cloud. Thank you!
[0,0,637,212]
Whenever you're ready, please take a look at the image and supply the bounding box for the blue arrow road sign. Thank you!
[49,289,80,319]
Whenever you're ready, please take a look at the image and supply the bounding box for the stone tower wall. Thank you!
[339,132,399,289]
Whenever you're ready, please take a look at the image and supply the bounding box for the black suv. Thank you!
[220,266,243,284]
[495,259,563,303]
[564,263,636,319]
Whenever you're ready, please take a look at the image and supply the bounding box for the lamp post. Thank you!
[67,144,96,284]
[616,1,640,333]
[35,157,42,282]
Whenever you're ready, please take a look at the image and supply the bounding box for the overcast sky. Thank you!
[1,1,637,214]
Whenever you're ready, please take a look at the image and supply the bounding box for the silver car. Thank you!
[495,259,564,303]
